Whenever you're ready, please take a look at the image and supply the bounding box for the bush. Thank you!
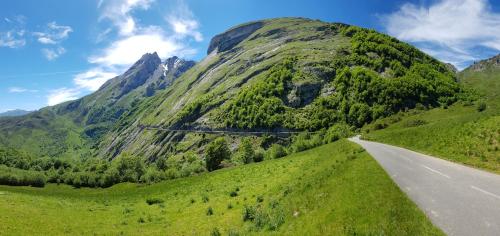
[253,148,265,162]
[477,101,487,112]
[205,137,231,172]
[210,228,221,236]
[242,205,257,221]
[0,166,46,187]
[232,137,255,164]
[146,197,164,205]
[206,207,214,216]
[111,153,146,183]
[140,167,166,184]
[403,119,428,127]
[324,123,353,143]
[266,144,287,159]
[202,194,209,203]
[372,120,388,130]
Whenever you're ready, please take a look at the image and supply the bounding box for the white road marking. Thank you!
[421,165,451,179]
[471,185,500,200]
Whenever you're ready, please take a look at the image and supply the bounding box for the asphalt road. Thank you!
[349,136,500,236]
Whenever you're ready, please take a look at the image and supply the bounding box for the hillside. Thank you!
[0,54,194,158]
[97,17,462,160]
[0,17,468,187]
[364,54,500,173]
[0,140,443,235]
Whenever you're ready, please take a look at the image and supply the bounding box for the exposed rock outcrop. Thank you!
[207,21,264,54]
[468,54,500,71]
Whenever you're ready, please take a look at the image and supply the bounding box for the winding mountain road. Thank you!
[349,136,500,236]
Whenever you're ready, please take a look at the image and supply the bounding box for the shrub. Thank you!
[0,166,46,187]
[477,101,487,112]
[230,191,238,197]
[266,144,287,159]
[403,119,428,127]
[324,123,353,143]
[140,167,166,184]
[253,148,265,162]
[256,196,264,203]
[234,137,254,164]
[111,153,146,183]
[146,197,164,205]
[372,120,388,130]
[202,194,209,203]
[210,228,221,236]
[206,207,214,216]
[242,205,257,221]
[205,137,231,171]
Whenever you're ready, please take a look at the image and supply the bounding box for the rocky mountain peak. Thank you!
[116,52,162,97]
[207,21,264,55]
[467,53,500,71]
[162,56,196,75]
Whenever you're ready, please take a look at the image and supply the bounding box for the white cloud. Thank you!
[47,88,80,106]
[383,0,500,68]
[8,87,38,93]
[45,69,118,106]
[99,0,154,36]
[167,1,203,42]
[34,22,72,61]
[41,47,66,61]
[46,0,202,106]
[0,30,26,48]
[96,28,113,43]
[91,0,201,68]
[89,28,181,66]
[34,22,73,45]
[73,69,118,91]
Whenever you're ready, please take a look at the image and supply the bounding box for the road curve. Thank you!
[349,136,500,236]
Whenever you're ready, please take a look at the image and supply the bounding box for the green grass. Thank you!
[0,140,441,235]
[364,66,500,173]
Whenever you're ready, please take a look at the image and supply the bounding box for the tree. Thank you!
[111,153,146,182]
[205,137,231,171]
[234,137,254,164]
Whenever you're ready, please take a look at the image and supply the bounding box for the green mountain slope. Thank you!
[0,54,194,158]
[0,140,443,235]
[98,17,462,160]
[364,54,500,173]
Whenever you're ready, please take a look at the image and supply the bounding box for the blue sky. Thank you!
[1,0,499,112]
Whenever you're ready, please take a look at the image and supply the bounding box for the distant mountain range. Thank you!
[0,109,32,117]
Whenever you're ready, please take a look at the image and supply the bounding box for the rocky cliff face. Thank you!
[144,56,196,97]
[468,54,500,71]
[207,21,264,54]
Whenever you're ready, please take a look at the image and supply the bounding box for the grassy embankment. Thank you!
[0,140,442,235]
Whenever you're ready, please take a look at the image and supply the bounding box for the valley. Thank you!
[0,15,498,235]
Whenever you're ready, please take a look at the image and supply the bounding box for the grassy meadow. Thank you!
[0,140,442,235]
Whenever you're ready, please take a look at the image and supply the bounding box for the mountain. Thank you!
[0,17,464,161]
[0,109,31,117]
[0,54,195,158]
[96,17,462,160]
[460,53,500,104]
